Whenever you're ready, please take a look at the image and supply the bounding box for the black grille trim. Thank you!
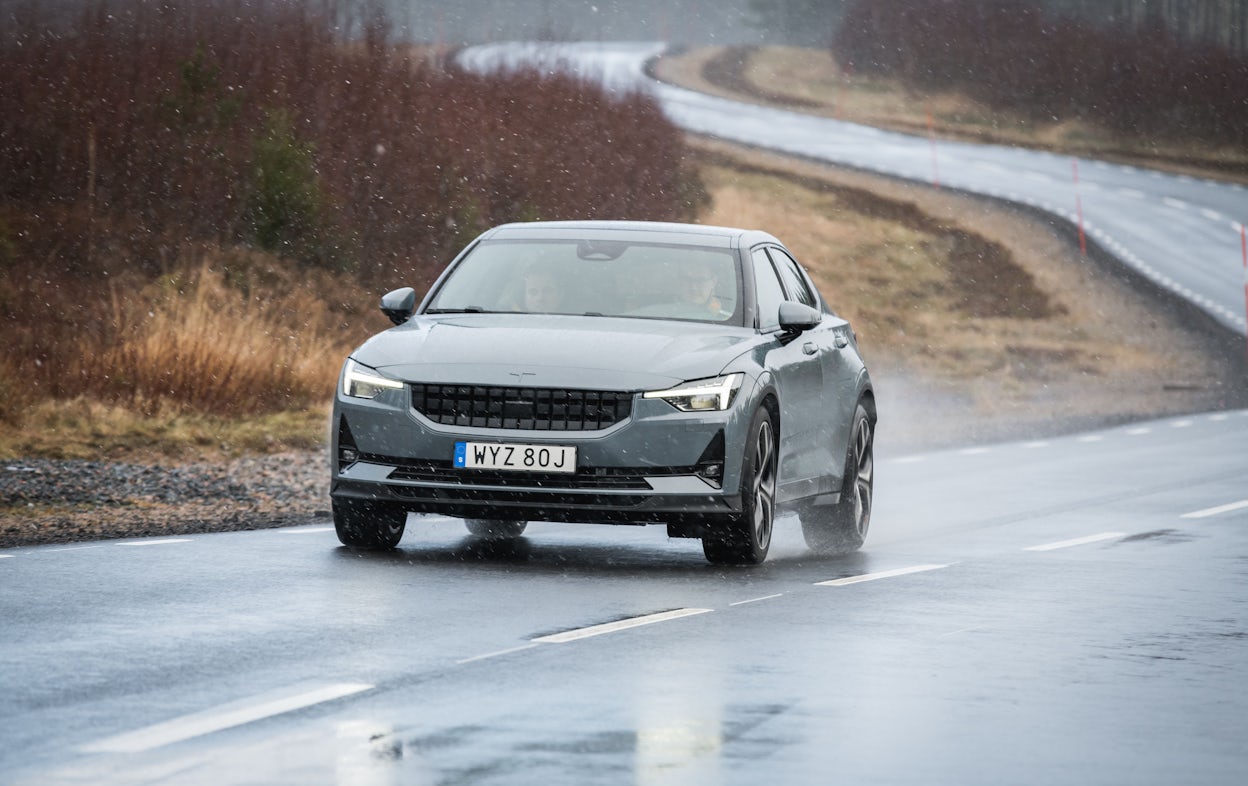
[388,485,651,508]
[363,455,697,491]
[410,384,633,431]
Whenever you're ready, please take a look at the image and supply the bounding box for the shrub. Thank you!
[242,110,327,263]
[0,0,702,284]
[833,0,1248,148]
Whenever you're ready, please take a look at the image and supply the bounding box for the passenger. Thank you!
[676,260,730,319]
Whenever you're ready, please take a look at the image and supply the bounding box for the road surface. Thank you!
[3,410,1247,784]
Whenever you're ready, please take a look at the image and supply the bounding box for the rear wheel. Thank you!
[703,405,777,565]
[800,403,873,554]
[332,499,407,549]
[465,519,528,539]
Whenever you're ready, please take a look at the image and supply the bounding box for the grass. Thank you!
[3,400,330,462]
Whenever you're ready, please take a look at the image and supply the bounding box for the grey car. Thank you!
[330,220,875,564]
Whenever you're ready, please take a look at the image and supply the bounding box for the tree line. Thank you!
[753,0,1248,56]
[831,0,1248,148]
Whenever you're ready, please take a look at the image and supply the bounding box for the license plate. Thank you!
[454,441,577,473]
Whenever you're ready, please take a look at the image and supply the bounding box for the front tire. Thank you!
[703,405,777,566]
[333,498,407,549]
[465,519,528,539]
[800,403,873,554]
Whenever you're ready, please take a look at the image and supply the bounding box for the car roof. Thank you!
[482,220,780,250]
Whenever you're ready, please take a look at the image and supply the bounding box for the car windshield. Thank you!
[426,239,741,324]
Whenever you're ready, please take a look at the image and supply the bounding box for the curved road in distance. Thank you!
[3,410,1248,784]
[458,41,1248,339]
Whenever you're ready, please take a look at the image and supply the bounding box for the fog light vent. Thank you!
[694,430,726,488]
[337,416,360,471]
[696,462,724,489]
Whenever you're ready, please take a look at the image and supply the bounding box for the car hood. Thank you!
[352,314,757,390]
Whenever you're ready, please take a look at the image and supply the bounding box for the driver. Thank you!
[506,263,564,313]
[522,268,562,312]
[676,260,730,319]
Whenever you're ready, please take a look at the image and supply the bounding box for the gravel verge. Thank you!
[1,453,328,548]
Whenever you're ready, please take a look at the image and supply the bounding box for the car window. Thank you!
[768,247,817,308]
[751,248,786,332]
[426,239,741,324]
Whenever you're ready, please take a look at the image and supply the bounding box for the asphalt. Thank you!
[3,409,1246,784]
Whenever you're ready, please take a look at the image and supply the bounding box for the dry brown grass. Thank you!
[0,243,388,461]
[4,399,330,462]
[91,252,355,416]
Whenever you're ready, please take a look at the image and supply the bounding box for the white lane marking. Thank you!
[1076,434,1104,443]
[1200,208,1224,221]
[1171,420,1194,428]
[45,544,108,553]
[1023,441,1050,449]
[730,593,784,606]
[1209,414,1229,422]
[939,626,985,639]
[117,538,193,547]
[816,564,949,587]
[532,608,712,644]
[278,527,335,535]
[1127,427,1152,435]
[1163,197,1189,210]
[1181,500,1248,520]
[1024,532,1125,551]
[0,554,12,559]
[1117,188,1145,199]
[82,683,374,754]
[456,643,540,664]
[959,447,991,456]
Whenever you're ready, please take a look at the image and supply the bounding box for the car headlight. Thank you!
[644,373,743,412]
[342,359,404,399]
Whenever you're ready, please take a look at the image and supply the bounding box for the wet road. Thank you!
[3,410,1247,784]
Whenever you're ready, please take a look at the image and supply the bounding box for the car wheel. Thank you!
[465,519,528,538]
[703,405,777,565]
[800,403,873,554]
[332,499,407,549]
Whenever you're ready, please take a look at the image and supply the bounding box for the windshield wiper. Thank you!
[425,306,491,314]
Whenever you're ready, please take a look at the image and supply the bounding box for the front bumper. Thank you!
[330,388,753,527]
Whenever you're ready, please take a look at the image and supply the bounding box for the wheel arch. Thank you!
[859,386,877,424]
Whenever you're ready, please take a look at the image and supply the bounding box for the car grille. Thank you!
[410,384,633,431]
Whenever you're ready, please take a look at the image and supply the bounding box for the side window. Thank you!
[768,248,817,308]
[751,248,785,331]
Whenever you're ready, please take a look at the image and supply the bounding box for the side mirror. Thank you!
[778,301,821,334]
[380,287,416,325]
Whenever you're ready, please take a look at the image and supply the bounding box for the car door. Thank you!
[750,247,825,502]
[768,246,858,494]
